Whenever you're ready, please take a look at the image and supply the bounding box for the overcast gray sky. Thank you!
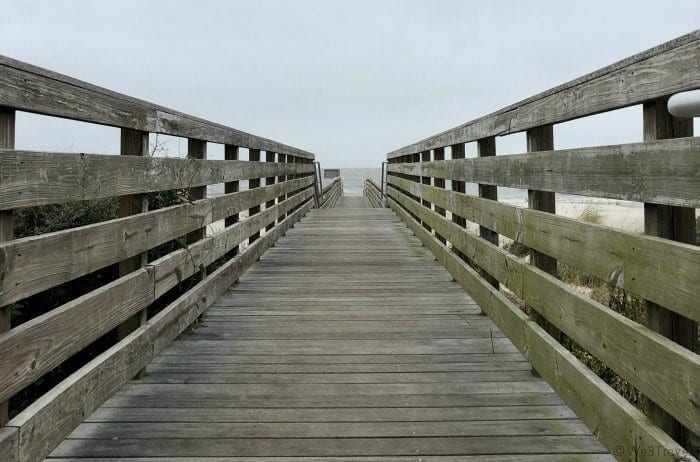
[1,0,698,167]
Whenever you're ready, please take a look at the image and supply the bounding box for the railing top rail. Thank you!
[321,176,341,193]
[0,55,314,159]
[387,30,700,159]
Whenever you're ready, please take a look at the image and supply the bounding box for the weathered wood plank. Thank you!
[364,179,383,208]
[224,145,240,232]
[0,426,18,462]
[102,390,565,410]
[7,199,314,462]
[388,137,700,207]
[248,149,261,243]
[0,55,314,159]
[526,125,560,343]
[117,128,150,344]
[185,139,207,244]
[390,188,700,434]
[51,436,606,458]
[0,105,15,425]
[387,31,700,158]
[146,362,531,374]
[0,177,313,306]
[0,150,314,209]
[476,137,499,289]
[388,195,692,461]
[150,353,522,365]
[0,269,154,404]
[84,405,576,423]
[642,97,697,451]
[139,371,536,384]
[70,419,590,439]
[265,151,276,231]
[387,175,700,321]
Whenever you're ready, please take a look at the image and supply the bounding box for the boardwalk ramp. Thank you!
[49,197,609,460]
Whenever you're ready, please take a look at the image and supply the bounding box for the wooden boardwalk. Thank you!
[48,196,610,460]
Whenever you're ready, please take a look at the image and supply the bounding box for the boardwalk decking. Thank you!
[48,196,610,460]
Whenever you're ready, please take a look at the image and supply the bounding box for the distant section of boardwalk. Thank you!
[49,196,610,460]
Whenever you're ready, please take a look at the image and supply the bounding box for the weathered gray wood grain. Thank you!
[84,404,575,423]
[50,435,606,458]
[388,137,700,207]
[45,199,607,461]
[390,189,700,434]
[153,189,313,298]
[388,195,690,461]
[8,199,314,462]
[0,106,15,426]
[0,426,18,462]
[0,178,313,306]
[0,55,314,159]
[69,419,589,439]
[388,176,700,322]
[0,268,154,403]
[0,150,315,209]
[387,31,700,158]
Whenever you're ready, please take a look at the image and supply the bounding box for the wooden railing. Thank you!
[0,55,320,462]
[363,178,384,208]
[319,177,342,209]
[385,31,699,461]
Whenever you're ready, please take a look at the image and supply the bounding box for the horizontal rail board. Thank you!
[390,188,700,433]
[320,178,342,209]
[388,138,700,207]
[5,199,314,462]
[0,55,314,159]
[0,177,314,306]
[388,176,699,322]
[388,31,700,158]
[0,150,315,209]
[364,179,384,208]
[321,177,341,195]
[387,195,692,461]
[0,269,154,403]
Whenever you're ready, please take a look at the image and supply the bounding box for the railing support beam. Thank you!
[477,137,499,289]
[642,97,696,452]
[186,138,207,244]
[116,128,150,378]
[0,106,15,424]
[526,125,561,345]
[248,149,261,242]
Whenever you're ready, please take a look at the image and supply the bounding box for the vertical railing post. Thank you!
[313,162,323,207]
[421,151,432,232]
[117,129,150,353]
[186,138,207,244]
[450,143,468,262]
[380,161,387,198]
[642,97,696,449]
[265,151,276,231]
[526,125,560,342]
[411,153,421,223]
[224,145,240,256]
[432,148,447,244]
[248,148,261,242]
[477,137,499,289]
[277,153,287,223]
[0,106,15,424]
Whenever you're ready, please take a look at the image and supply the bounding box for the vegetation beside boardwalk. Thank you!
[8,189,190,419]
[503,207,651,411]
